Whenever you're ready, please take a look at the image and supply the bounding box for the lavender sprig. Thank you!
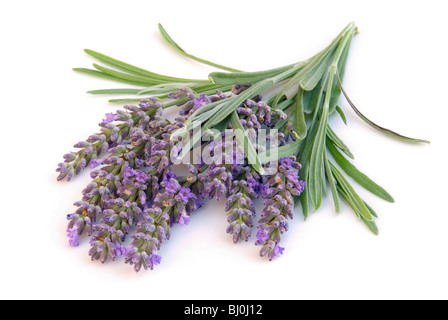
[225,167,261,243]
[125,178,197,271]
[256,157,305,260]
[56,99,162,181]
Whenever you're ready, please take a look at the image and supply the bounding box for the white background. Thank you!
[1,0,447,300]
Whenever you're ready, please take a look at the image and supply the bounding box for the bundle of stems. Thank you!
[58,23,428,270]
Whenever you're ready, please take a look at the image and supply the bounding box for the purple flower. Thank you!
[179,187,194,202]
[194,94,208,109]
[67,228,80,247]
[164,178,179,193]
[162,170,176,183]
[124,167,135,178]
[115,245,129,257]
[136,159,146,167]
[134,171,148,183]
[256,228,269,243]
[178,214,191,225]
[274,245,285,257]
[286,170,299,181]
[279,157,294,168]
[90,159,102,169]
[150,253,162,266]
[102,113,116,125]
[247,177,259,189]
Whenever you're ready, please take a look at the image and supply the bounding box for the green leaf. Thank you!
[293,88,307,140]
[328,30,354,114]
[302,82,322,114]
[363,201,378,218]
[188,100,228,122]
[299,182,310,220]
[327,141,394,202]
[299,45,338,91]
[211,114,232,133]
[258,140,301,164]
[84,49,210,83]
[87,89,143,95]
[324,151,341,212]
[73,68,147,87]
[158,24,242,73]
[361,217,379,236]
[337,72,430,144]
[137,83,193,95]
[271,23,355,107]
[330,162,373,221]
[295,106,322,219]
[231,111,265,174]
[335,105,347,124]
[337,187,379,235]
[326,125,354,159]
[275,99,295,111]
[92,64,164,85]
[308,68,335,209]
[209,63,301,85]
[108,98,143,103]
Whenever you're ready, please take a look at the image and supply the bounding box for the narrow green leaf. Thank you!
[324,151,341,212]
[108,98,143,104]
[92,64,164,85]
[302,82,322,114]
[299,45,338,91]
[231,111,265,174]
[293,88,307,140]
[330,162,373,221]
[271,23,354,107]
[87,89,143,95]
[210,114,232,133]
[337,187,379,235]
[300,182,310,220]
[275,99,295,111]
[73,68,147,87]
[137,83,194,95]
[337,72,430,144]
[209,63,300,85]
[335,105,347,124]
[84,49,210,83]
[309,68,335,209]
[258,140,301,164]
[327,141,394,202]
[329,30,354,114]
[363,201,378,218]
[361,217,379,236]
[326,125,354,159]
[188,100,228,121]
[158,24,242,73]
[295,103,322,218]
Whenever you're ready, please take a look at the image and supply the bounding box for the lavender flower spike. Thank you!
[225,167,260,243]
[256,157,305,261]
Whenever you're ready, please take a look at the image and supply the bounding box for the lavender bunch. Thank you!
[58,22,429,271]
